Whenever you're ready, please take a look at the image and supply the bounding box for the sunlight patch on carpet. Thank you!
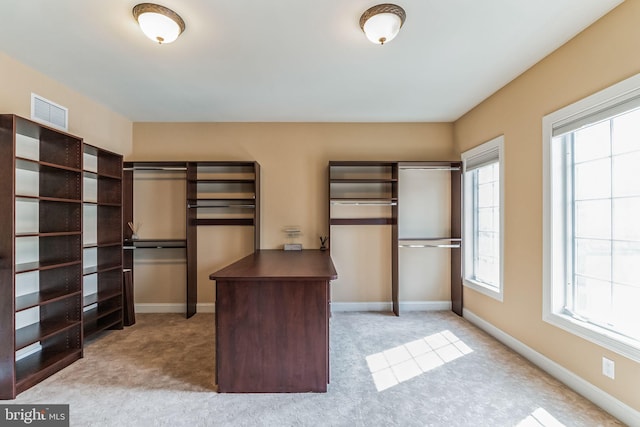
[366,330,473,392]
[515,407,566,427]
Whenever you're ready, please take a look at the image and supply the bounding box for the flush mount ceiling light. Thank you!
[359,3,406,45]
[133,3,185,44]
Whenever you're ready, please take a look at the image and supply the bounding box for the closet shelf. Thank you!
[193,218,255,226]
[83,241,122,249]
[330,218,396,226]
[83,289,122,307]
[99,171,122,180]
[15,195,82,204]
[84,169,121,179]
[15,320,81,351]
[16,349,83,393]
[83,305,123,324]
[16,260,82,274]
[16,158,82,173]
[82,200,121,207]
[123,164,187,172]
[83,264,122,276]
[16,231,81,238]
[16,290,82,313]
[84,310,122,337]
[123,239,187,249]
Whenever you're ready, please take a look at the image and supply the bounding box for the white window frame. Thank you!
[462,135,505,302]
[543,72,640,363]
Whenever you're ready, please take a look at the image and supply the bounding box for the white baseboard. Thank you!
[137,301,450,314]
[331,301,451,312]
[196,303,215,313]
[135,303,185,313]
[134,303,216,313]
[332,302,392,312]
[463,309,640,426]
[401,301,451,311]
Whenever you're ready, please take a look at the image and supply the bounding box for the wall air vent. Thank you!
[31,93,68,131]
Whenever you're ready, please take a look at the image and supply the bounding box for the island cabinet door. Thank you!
[215,279,329,393]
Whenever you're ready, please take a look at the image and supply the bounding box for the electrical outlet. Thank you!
[602,357,615,379]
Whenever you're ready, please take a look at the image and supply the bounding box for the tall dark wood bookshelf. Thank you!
[82,144,123,338]
[328,160,462,316]
[0,114,83,399]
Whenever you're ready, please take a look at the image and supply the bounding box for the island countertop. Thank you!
[209,249,337,282]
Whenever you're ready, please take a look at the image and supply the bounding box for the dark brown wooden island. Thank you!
[209,249,338,393]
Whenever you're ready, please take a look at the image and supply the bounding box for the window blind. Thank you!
[463,145,500,171]
[552,90,640,137]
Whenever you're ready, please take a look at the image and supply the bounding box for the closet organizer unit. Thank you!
[82,144,123,338]
[187,161,260,317]
[328,162,398,313]
[123,162,188,315]
[397,162,462,316]
[328,161,461,316]
[123,161,260,318]
[0,114,83,399]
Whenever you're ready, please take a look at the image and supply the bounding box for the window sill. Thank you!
[463,278,503,302]
[543,311,640,363]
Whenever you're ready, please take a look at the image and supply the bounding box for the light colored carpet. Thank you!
[12,312,623,426]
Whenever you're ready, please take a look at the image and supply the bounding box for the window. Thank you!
[462,135,504,301]
[543,73,640,362]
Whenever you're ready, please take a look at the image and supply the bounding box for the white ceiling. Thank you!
[0,0,624,122]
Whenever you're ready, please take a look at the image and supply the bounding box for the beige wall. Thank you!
[0,52,132,155]
[453,1,640,411]
[131,122,455,305]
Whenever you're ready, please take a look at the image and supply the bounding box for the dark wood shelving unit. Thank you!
[1,114,84,400]
[187,162,260,236]
[328,161,398,314]
[328,160,462,317]
[122,161,189,315]
[122,161,260,318]
[397,161,462,316]
[187,161,260,318]
[82,144,123,339]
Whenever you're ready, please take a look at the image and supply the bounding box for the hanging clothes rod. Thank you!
[399,166,460,171]
[331,201,397,206]
[123,167,187,171]
[399,244,461,248]
[188,204,255,209]
[399,237,462,242]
